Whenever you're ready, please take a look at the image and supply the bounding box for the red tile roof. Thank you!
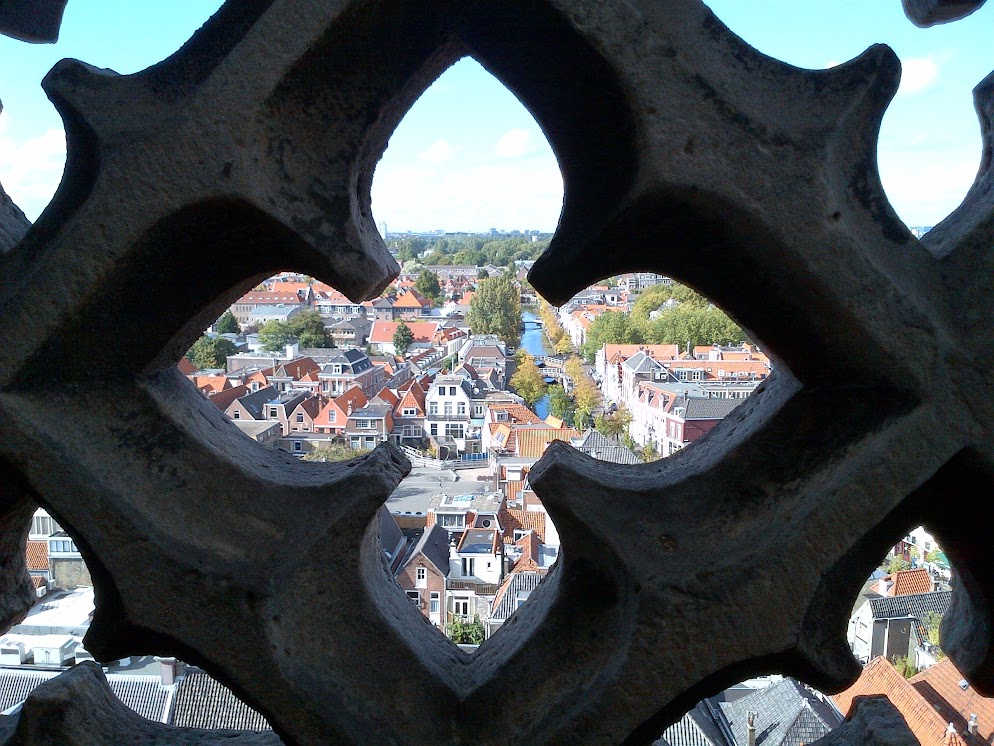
[26,540,48,571]
[190,375,231,394]
[177,357,197,375]
[369,321,440,345]
[833,657,968,746]
[890,569,934,597]
[910,658,994,743]
[392,288,431,308]
[208,384,249,411]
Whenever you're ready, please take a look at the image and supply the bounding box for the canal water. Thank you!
[520,309,557,419]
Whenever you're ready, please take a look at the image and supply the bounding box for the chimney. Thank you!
[968,714,978,736]
[747,712,757,746]
[155,656,183,686]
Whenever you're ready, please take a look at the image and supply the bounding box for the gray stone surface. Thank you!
[0,0,67,43]
[0,102,30,254]
[901,0,987,26]
[0,0,991,743]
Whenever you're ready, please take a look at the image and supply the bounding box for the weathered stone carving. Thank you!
[0,0,991,743]
[902,0,987,26]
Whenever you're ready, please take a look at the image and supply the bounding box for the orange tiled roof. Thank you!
[237,291,303,305]
[891,568,934,597]
[488,403,541,425]
[833,657,966,746]
[392,288,431,308]
[369,321,440,345]
[177,357,197,375]
[513,427,579,459]
[910,658,994,743]
[26,540,48,571]
[603,344,681,363]
[501,508,546,544]
[31,575,46,589]
[190,375,231,394]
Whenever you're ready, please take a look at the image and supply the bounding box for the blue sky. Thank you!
[1,1,991,232]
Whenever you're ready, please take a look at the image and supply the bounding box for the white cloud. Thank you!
[417,139,455,162]
[495,129,536,159]
[0,110,67,221]
[898,56,939,96]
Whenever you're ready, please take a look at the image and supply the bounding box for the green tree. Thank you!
[547,384,575,425]
[580,311,646,362]
[573,376,602,429]
[631,284,677,319]
[393,321,415,357]
[887,555,912,574]
[258,320,294,353]
[290,310,333,348]
[564,355,585,385]
[467,273,522,346]
[215,310,241,335]
[302,444,360,462]
[924,611,946,659]
[644,304,742,351]
[415,269,443,303]
[186,335,237,370]
[555,334,574,356]
[448,616,486,645]
[510,351,546,408]
[595,404,633,440]
[891,655,918,679]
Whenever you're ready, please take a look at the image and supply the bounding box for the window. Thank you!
[328,410,336,422]
[449,386,457,396]
[296,413,304,423]
[513,529,528,541]
[31,513,56,538]
[453,599,469,617]
[364,436,376,449]
[445,424,464,439]
[430,424,438,436]
[457,402,466,415]
[461,557,475,577]
[350,437,360,449]
[356,419,371,429]
[293,441,302,453]
[270,407,279,417]
[439,514,465,529]
[429,403,438,416]
[474,405,484,416]
[413,427,422,437]
[403,426,412,437]
[444,403,453,416]
[430,592,440,614]
[403,408,417,416]
[233,410,240,419]
[416,567,426,588]
[406,591,420,605]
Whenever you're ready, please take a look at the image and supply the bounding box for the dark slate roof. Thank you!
[171,670,271,731]
[378,507,406,573]
[719,679,841,746]
[408,524,450,576]
[459,529,495,554]
[235,386,279,419]
[491,572,544,624]
[574,430,641,465]
[658,701,729,746]
[868,589,951,641]
[682,397,742,420]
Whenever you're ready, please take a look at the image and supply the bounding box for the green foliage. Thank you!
[887,555,912,574]
[393,321,415,357]
[595,404,633,440]
[415,269,443,303]
[924,612,945,659]
[580,311,645,362]
[510,352,546,408]
[573,376,602,428]
[301,444,359,462]
[259,311,333,352]
[215,310,241,335]
[187,335,237,370]
[547,384,575,425]
[891,655,918,679]
[290,310,333,348]
[448,615,486,645]
[644,304,743,350]
[467,274,522,346]
[639,442,661,463]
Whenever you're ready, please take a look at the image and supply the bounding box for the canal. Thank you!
[520,309,557,419]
